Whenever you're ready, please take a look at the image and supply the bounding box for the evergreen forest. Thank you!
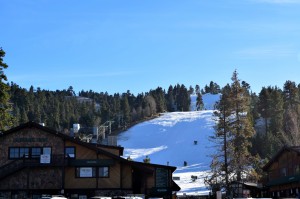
[9,82,197,133]
[2,47,300,178]
[6,78,300,160]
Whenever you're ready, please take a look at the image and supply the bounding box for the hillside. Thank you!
[117,93,221,195]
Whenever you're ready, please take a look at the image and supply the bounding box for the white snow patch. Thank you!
[190,93,221,111]
[124,146,168,159]
[174,170,211,196]
[149,111,213,127]
[174,164,211,195]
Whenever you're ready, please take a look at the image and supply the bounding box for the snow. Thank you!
[117,93,221,195]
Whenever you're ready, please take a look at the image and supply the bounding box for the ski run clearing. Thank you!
[117,94,221,196]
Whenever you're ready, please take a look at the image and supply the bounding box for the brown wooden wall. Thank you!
[145,165,155,188]
[64,167,97,189]
[98,162,121,188]
[65,140,97,159]
[268,150,300,181]
[0,167,62,190]
[121,163,132,189]
[64,140,122,189]
[97,146,121,156]
[0,127,64,166]
[64,163,121,189]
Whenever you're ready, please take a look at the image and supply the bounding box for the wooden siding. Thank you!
[28,167,62,189]
[267,150,300,181]
[0,127,64,166]
[64,163,121,189]
[97,146,120,156]
[0,167,62,190]
[0,168,28,189]
[147,172,155,188]
[121,164,132,189]
[65,140,97,159]
[64,167,97,189]
[98,162,121,188]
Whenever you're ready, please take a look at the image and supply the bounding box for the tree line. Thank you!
[7,81,210,133]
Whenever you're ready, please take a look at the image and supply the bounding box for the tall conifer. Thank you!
[229,70,256,182]
[206,70,259,197]
[0,48,13,131]
[281,80,300,145]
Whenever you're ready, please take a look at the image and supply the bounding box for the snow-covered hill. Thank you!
[117,93,221,195]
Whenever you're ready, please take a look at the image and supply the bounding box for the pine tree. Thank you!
[229,70,256,182]
[121,94,131,127]
[188,85,194,95]
[0,48,13,131]
[205,84,232,193]
[176,84,190,111]
[143,95,156,117]
[281,80,300,146]
[269,87,284,136]
[206,70,259,197]
[258,87,272,134]
[195,84,200,95]
[196,92,204,111]
[253,86,284,159]
[150,87,166,112]
[166,85,175,112]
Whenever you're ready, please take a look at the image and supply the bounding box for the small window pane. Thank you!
[9,148,19,159]
[99,167,109,177]
[76,167,96,178]
[31,148,42,158]
[281,167,287,177]
[43,147,51,155]
[20,148,29,158]
[65,147,75,158]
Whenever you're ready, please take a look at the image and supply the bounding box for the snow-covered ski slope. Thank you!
[117,93,221,195]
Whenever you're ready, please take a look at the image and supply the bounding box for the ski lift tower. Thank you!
[97,120,115,143]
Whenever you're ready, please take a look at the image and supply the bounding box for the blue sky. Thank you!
[1,0,300,95]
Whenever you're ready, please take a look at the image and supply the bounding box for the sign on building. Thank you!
[40,154,51,164]
[80,167,93,177]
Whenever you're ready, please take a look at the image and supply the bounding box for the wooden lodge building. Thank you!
[0,122,180,199]
[263,146,300,198]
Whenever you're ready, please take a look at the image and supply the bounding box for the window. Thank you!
[75,167,109,178]
[8,147,48,159]
[281,167,287,177]
[65,147,75,158]
[43,147,51,155]
[31,147,42,158]
[9,147,20,159]
[99,167,109,177]
[20,147,29,158]
[76,167,96,178]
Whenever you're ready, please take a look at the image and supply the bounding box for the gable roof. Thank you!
[0,121,124,156]
[0,121,177,173]
[263,146,300,171]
